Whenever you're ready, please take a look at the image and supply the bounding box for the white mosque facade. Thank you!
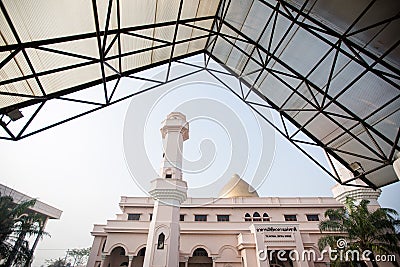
[87,112,382,267]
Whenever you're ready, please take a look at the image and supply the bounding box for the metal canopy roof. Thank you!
[0,0,399,189]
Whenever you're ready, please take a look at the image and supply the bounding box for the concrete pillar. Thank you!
[249,226,269,267]
[100,254,107,267]
[293,228,309,267]
[241,248,258,267]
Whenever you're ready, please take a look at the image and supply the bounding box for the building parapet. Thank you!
[119,196,341,208]
[0,184,62,219]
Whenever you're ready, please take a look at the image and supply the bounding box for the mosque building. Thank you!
[87,112,381,267]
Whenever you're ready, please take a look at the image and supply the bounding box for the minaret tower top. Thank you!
[160,112,189,140]
[159,112,189,180]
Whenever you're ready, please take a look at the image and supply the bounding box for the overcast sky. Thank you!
[0,59,399,266]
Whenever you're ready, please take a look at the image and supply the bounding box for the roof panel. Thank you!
[39,63,102,94]
[156,0,181,23]
[206,0,399,188]
[337,73,399,119]
[0,0,398,189]
[3,0,95,42]
[122,51,152,73]
[224,0,254,30]
[120,0,156,29]
[26,48,88,74]
[0,78,41,109]
[0,51,32,80]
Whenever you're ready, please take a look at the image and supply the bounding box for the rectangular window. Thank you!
[306,214,319,221]
[165,174,172,178]
[128,213,140,221]
[180,214,185,221]
[194,215,207,221]
[149,213,153,221]
[217,215,230,222]
[284,215,297,221]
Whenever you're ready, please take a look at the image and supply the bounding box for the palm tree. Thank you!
[0,193,47,266]
[318,197,400,267]
[0,195,36,244]
[5,213,46,266]
[0,194,36,264]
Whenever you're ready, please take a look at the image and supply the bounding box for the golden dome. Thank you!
[218,174,259,198]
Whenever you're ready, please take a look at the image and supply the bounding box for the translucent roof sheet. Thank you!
[208,0,399,188]
[0,0,399,188]
[0,0,218,108]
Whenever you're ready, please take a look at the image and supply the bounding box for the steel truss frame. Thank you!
[0,0,399,188]
[204,0,400,188]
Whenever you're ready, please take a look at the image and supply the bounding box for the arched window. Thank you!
[165,168,173,178]
[193,248,208,257]
[157,233,165,250]
[138,247,146,256]
[245,213,251,221]
[253,212,261,221]
[263,212,270,221]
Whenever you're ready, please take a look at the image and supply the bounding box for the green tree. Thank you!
[67,248,91,267]
[318,197,400,267]
[45,258,66,267]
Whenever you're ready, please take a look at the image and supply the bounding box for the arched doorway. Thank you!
[107,246,129,267]
[268,250,293,267]
[132,247,146,267]
[188,248,212,267]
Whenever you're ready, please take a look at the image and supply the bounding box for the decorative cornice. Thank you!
[149,188,187,204]
[334,187,381,204]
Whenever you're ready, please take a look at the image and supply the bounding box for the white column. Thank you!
[128,255,134,267]
[393,152,400,179]
[184,256,189,267]
[143,112,189,267]
[212,256,218,267]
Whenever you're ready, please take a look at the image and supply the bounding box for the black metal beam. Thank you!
[205,54,343,185]
[273,0,400,77]
[165,0,185,82]
[0,16,215,52]
[205,50,380,189]
[0,51,205,138]
[92,0,110,103]
[220,18,399,155]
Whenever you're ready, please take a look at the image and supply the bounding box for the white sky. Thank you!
[0,58,399,266]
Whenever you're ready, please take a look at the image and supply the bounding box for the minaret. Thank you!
[326,154,381,208]
[143,112,189,267]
